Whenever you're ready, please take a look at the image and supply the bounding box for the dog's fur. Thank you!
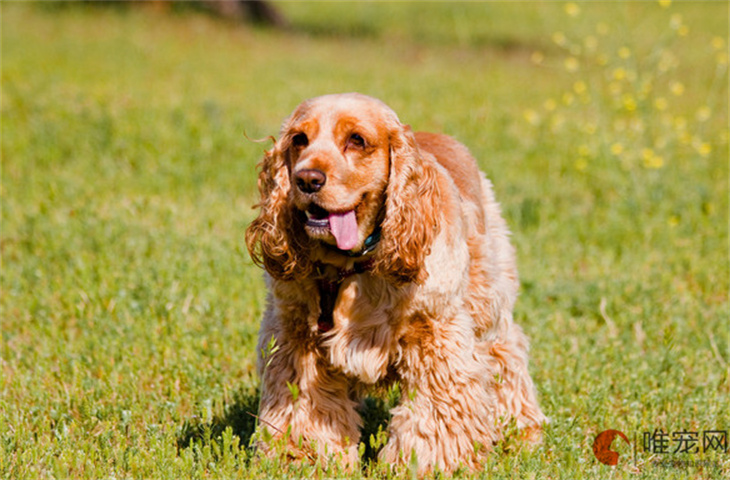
[245,93,545,473]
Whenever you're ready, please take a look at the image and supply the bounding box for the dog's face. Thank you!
[247,92,435,284]
[281,93,396,252]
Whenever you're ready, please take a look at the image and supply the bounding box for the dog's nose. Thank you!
[295,169,327,193]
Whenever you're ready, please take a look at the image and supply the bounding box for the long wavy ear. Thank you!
[372,124,441,285]
[245,136,313,281]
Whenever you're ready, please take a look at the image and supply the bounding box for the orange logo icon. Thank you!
[593,429,631,466]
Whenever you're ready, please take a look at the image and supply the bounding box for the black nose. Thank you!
[295,169,327,193]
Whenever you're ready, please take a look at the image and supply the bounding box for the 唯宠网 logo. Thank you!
[593,427,728,469]
[593,429,631,466]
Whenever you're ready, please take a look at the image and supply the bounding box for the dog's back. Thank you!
[415,131,518,338]
[415,132,485,223]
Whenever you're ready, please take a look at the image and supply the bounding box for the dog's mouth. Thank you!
[304,203,360,251]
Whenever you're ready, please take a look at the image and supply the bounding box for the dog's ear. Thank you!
[245,133,313,281]
[372,124,441,285]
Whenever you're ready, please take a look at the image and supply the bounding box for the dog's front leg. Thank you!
[255,300,362,467]
[380,312,501,474]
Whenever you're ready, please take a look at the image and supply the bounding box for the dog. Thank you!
[245,93,545,473]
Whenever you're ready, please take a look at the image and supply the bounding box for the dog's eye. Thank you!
[347,133,366,150]
[291,133,309,148]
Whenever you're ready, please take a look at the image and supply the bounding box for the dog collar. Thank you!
[326,227,382,258]
[315,257,375,333]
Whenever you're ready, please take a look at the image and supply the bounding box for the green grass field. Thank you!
[1,2,728,478]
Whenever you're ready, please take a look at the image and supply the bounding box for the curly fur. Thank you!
[245,132,314,280]
[245,93,546,474]
[371,125,440,285]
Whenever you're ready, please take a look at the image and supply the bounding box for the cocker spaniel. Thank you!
[245,93,545,473]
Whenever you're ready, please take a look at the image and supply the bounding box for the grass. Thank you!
[1,1,728,478]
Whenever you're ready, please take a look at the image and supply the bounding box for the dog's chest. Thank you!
[315,259,376,333]
[322,275,398,383]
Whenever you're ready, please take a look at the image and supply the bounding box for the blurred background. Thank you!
[2,1,728,478]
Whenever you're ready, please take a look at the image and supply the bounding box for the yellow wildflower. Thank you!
[642,149,664,169]
[654,97,668,111]
[658,52,677,72]
[623,94,637,112]
[552,32,568,47]
[668,215,679,227]
[630,118,645,133]
[610,143,624,155]
[550,114,565,133]
[695,142,712,157]
[544,99,558,111]
[523,109,541,126]
[670,81,685,96]
[647,156,664,169]
[573,81,587,95]
[658,0,672,8]
[564,57,579,72]
[613,67,627,80]
[712,36,725,50]
[575,158,588,171]
[564,3,580,17]
[696,106,711,122]
[618,47,632,59]
[564,57,580,73]
[670,14,683,30]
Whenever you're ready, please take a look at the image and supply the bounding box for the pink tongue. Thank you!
[329,210,359,251]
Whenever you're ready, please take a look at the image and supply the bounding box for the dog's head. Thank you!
[246,93,439,284]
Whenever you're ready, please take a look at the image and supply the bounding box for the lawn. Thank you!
[1,2,728,479]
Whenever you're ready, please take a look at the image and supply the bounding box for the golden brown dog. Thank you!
[246,93,545,473]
